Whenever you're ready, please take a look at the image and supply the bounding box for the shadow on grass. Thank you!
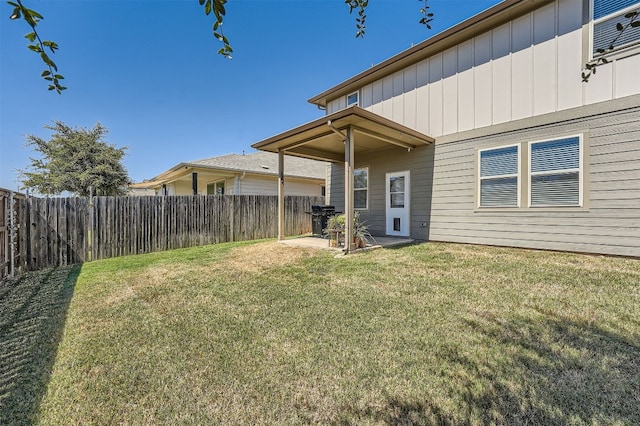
[344,313,640,425]
[0,265,80,425]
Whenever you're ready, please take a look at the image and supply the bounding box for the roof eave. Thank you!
[148,162,325,185]
[307,0,554,107]
[251,106,434,156]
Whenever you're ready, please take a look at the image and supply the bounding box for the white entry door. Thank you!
[386,171,410,236]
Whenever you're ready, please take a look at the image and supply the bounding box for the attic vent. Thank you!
[260,165,270,169]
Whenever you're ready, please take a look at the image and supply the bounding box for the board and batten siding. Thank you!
[326,0,640,138]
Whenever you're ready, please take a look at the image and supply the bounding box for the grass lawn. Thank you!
[2,240,639,425]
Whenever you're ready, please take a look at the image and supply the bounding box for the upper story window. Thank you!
[529,136,582,207]
[347,91,359,107]
[354,167,368,209]
[478,145,520,207]
[593,0,640,56]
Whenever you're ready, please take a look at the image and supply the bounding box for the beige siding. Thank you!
[283,181,324,197]
[331,0,640,138]
[239,176,323,197]
[173,180,193,195]
[168,176,324,196]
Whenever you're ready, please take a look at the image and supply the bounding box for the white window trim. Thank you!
[207,179,226,195]
[590,0,640,59]
[347,91,359,107]
[354,167,368,210]
[527,134,583,208]
[477,143,521,208]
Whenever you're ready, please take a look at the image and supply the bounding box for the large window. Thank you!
[529,136,581,207]
[478,145,520,207]
[593,0,640,55]
[354,167,368,210]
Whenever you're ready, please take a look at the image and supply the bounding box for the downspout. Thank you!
[192,172,198,195]
[236,171,245,195]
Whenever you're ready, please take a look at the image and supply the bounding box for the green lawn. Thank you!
[2,240,639,425]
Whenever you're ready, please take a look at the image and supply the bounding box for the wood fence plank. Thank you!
[6,194,322,275]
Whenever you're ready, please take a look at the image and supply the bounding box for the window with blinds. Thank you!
[479,145,519,207]
[593,0,640,55]
[529,137,581,207]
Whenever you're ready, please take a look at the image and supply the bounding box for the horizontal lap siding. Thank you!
[238,177,322,197]
[328,146,435,240]
[239,177,278,195]
[428,106,640,257]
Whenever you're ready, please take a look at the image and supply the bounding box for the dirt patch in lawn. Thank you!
[225,241,316,273]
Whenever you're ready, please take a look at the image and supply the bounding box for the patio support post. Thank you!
[278,149,285,241]
[344,127,355,252]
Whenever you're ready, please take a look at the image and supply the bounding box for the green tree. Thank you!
[20,121,130,197]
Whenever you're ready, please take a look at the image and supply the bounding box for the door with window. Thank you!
[386,171,410,236]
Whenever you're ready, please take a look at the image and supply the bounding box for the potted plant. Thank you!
[353,212,372,248]
[324,212,372,249]
[324,213,345,247]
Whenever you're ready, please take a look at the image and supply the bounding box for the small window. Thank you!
[354,167,368,210]
[478,145,520,207]
[529,136,581,207]
[592,0,640,56]
[347,91,359,107]
[207,181,225,195]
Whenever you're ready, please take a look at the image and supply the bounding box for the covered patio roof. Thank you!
[251,106,434,162]
[251,106,434,253]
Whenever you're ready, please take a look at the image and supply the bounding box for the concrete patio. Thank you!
[279,236,416,251]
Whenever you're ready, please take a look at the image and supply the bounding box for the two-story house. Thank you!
[253,0,640,256]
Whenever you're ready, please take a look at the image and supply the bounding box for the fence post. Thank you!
[9,191,16,278]
[88,186,94,262]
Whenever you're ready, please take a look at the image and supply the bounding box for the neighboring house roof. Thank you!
[188,151,327,179]
[308,0,553,107]
[131,151,327,189]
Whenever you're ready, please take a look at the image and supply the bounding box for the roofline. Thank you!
[145,161,325,186]
[251,106,434,151]
[307,0,554,107]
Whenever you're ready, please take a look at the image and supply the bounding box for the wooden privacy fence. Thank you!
[1,189,26,279]
[1,193,324,278]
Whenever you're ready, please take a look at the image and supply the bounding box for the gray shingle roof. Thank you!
[188,151,327,180]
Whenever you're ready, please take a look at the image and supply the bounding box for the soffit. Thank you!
[251,106,434,163]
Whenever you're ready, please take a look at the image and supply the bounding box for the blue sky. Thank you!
[0,0,501,191]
